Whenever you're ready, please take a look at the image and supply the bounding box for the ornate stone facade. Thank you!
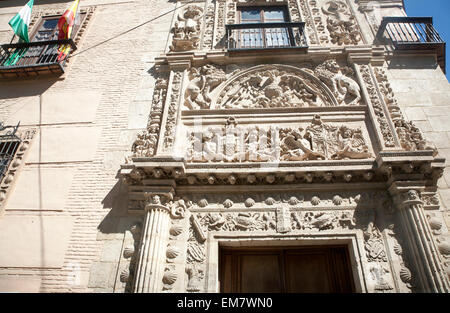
[0,0,448,294]
[118,0,450,294]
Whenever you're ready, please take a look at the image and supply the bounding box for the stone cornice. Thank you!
[155,45,387,69]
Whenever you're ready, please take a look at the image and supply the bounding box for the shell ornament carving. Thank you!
[438,242,450,256]
[170,224,183,236]
[311,196,321,206]
[265,197,276,205]
[123,246,135,258]
[198,199,208,208]
[120,269,130,282]
[399,267,412,284]
[244,198,255,208]
[162,271,178,285]
[166,246,181,260]
[223,199,233,208]
[332,195,343,205]
[288,196,301,206]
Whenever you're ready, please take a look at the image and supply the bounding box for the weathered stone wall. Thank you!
[386,55,450,228]
[0,0,175,292]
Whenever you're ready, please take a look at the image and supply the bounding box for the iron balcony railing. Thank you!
[0,122,21,184]
[377,17,446,72]
[0,39,77,78]
[226,22,307,51]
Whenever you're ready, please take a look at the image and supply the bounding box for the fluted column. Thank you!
[397,190,450,292]
[133,196,171,293]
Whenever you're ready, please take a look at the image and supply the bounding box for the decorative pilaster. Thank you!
[395,189,450,292]
[133,195,172,293]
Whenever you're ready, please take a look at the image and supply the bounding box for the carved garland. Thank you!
[131,77,168,158]
[162,71,183,153]
[360,65,396,148]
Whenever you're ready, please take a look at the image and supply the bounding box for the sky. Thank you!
[404,0,450,81]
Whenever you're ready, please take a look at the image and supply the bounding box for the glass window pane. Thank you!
[241,9,261,21]
[264,9,285,21]
[42,19,58,30]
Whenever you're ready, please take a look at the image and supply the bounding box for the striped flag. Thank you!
[8,0,34,43]
[57,0,80,61]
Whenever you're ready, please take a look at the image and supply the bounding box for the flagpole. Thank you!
[9,34,16,44]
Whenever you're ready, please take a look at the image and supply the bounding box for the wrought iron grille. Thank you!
[0,39,77,78]
[0,122,21,184]
[377,17,446,73]
[226,22,307,50]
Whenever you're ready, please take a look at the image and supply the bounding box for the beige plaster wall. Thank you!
[0,0,174,292]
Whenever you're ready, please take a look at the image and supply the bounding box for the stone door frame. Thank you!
[205,232,367,292]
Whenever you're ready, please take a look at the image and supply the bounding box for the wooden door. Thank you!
[220,246,355,293]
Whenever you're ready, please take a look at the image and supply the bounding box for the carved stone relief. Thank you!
[374,68,437,155]
[162,71,183,153]
[183,61,362,110]
[359,64,396,148]
[186,115,373,163]
[321,0,362,45]
[114,222,143,293]
[170,5,204,52]
[202,3,215,49]
[184,64,227,110]
[130,77,168,158]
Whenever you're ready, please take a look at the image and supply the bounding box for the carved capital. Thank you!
[397,190,423,209]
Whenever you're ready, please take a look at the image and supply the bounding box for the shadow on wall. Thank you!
[0,78,56,100]
[387,56,439,70]
[98,175,140,236]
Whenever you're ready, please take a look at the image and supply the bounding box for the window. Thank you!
[31,14,86,42]
[238,6,290,48]
[0,123,21,185]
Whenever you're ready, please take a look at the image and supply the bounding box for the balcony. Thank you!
[377,17,446,73]
[226,22,307,53]
[0,39,77,78]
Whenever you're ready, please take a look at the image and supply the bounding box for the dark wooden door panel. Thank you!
[220,246,354,293]
[240,254,282,293]
[284,252,332,293]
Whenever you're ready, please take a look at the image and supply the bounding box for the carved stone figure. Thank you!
[322,1,361,45]
[364,221,387,262]
[280,127,326,161]
[169,5,204,51]
[184,64,227,109]
[314,59,361,105]
[186,264,204,292]
[187,115,372,162]
[331,126,372,159]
